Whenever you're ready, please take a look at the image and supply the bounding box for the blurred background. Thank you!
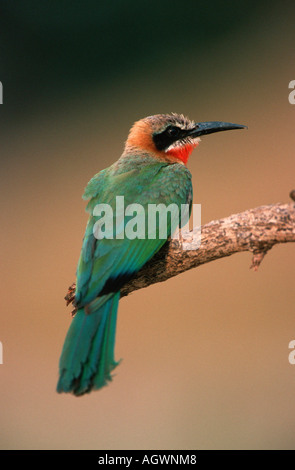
[1,0,295,450]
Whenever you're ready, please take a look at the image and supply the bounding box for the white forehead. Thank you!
[145,113,195,131]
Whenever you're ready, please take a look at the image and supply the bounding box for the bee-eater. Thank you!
[57,113,246,396]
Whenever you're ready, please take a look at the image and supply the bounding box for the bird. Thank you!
[57,113,246,396]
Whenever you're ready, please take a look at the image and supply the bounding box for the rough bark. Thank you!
[65,196,295,311]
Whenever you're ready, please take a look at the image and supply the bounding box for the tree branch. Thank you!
[65,197,295,312]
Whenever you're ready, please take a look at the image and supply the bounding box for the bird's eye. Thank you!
[167,126,180,137]
[153,125,182,151]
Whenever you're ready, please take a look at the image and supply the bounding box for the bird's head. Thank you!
[125,113,246,165]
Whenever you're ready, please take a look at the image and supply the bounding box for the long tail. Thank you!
[57,292,120,396]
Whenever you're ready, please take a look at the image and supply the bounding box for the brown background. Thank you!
[1,2,295,449]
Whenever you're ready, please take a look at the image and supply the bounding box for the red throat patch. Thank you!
[166,141,199,165]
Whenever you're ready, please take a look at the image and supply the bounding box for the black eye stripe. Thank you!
[153,126,183,151]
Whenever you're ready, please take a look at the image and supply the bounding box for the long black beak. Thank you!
[188,121,247,138]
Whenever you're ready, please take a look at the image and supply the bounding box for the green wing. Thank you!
[75,157,192,308]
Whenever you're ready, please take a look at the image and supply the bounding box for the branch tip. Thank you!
[250,251,267,271]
